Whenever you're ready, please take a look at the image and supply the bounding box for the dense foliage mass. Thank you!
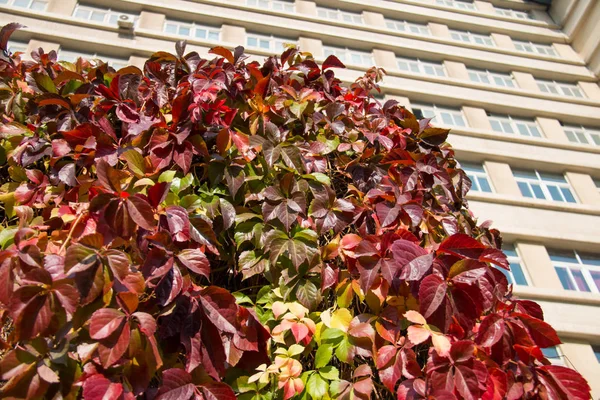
[0,23,592,399]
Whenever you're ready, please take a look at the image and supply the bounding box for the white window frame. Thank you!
[514,40,557,57]
[246,33,294,53]
[562,125,600,146]
[323,46,373,67]
[467,68,516,88]
[495,7,531,20]
[385,19,430,36]
[1,0,47,11]
[412,103,467,128]
[537,79,585,98]
[450,29,495,47]
[72,4,137,26]
[58,49,129,70]
[488,114,542,138]
[593,345,600,363]
[549,249,600,294]
[436,0,476,11]
[461,162,493,193]
[317,6,363,24]
[542,346,566,366]
[163,19,220,42]
[513,169,577,203]
[7,40,28,54]
[501,244,529,286]
[396,56,445,77]
[246,0,294,13]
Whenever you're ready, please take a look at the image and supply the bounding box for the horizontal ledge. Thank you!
[466,192,600,216]
[514,286,600,307]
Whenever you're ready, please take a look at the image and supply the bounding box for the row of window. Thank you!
[2,0,560,61]
[462,162,578,204]
[396,57,584,99]
[486,240,600,296]
[410,102,600,146]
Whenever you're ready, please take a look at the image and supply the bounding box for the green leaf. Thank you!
[314,344,333,369]
[335,336,354,364]
[306,373,328,399]
[238,250,269,280]
[159,170,177,183]
[32,72,57,93]
[0,227,17,249]
[318,366,339,381]
[320,328,345,343]
[122,149,146,177]
[296,279,321,311]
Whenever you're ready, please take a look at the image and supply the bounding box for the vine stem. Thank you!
[59,211,86,254]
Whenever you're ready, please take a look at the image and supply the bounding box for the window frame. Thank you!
[246,32,294,53]
[537,79,585,98]
[495,7,531,20]
[467,68,516,88]
[502,244,529,286]
[512,169,577,203]
[323,46,373,67]
[396,56,446,77]
[58,49,129,70]
[461,162,494,193]
[542,346,566,366]
[450,29,495,47]
[412,103,467,128]
[592,345,600,363]
[3,0,47,10]
[562,125,600,146]
[246,0,294,13]
[385,19,431,36]
[72,4,137,26]
[549,249,600,294]
[488,114,543,138]
[513,40,558,57]
[436,0,477,11]
[316,6,364,25]
[163,19,221,42]
[7,40,28,54]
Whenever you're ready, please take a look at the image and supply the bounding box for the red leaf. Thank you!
[513,313,561,348]
[126,196,156,231]
[322,55,346,70]
[419,274,447,319]
[156,369,195,400]
[199,382,236,400]
[198,286,239,334]
[177,249,210,279]
[392,239,433,281]
[132,311,157,336]
[116,103,140,123]
[1,23,26,52]
[148,181,170,208]
[476,313,505,348]
[537,365,591,400]
[438,234,485,259]
[479,248,509,270]
[104,249,130,281]
[209,46,235,64]
[82,374,125,400]
[483,368,507,400]
[97,321,130,368]
[89,308,126,340]
[454,364,480,400]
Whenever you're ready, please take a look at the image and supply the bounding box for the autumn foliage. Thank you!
[0,23,592,399]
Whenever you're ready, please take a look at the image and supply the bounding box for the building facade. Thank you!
[1,0,599,395]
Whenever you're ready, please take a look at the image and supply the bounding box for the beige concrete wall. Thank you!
[536,117,568,142]
[444,60,469,79]
[484,161,521,196]
[560,341,600,396]
[491,33,514,50]
[46,0,76,15]
[512,71,538,91]
[566,172,600,206]
[516,242,562,289]
[296,0,317,16]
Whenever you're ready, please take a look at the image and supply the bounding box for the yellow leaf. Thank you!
[330,308,353,332]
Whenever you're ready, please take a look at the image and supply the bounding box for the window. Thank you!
[247,33,294,53]
[495,7,531,20]
[412,104,467,127]
[462,162,493,193]
[513,169,576,203]
[1,0,47,10]
[323,46,373,67]
[7,40,27,54]
[593,345,600,363]
[550,249,600,293]
[488,114,542,138]
[542,346,565,366]
[59,49,128,70]
[246,0,294,13]
[386,19,430,36]
[501,244,528,286]
[397,57,445,77]
[514,40,557,57]
[467,68,516,88]
[73,4,137,26]
[537,79,585,98]
[450,30,494,47]
[317,7,363,24]
[562,125,600,146]
[436,0,476,11]
[163,19,220,41]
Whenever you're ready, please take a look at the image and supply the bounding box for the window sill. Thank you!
[466,191,600,217]
[513,285,600,307]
